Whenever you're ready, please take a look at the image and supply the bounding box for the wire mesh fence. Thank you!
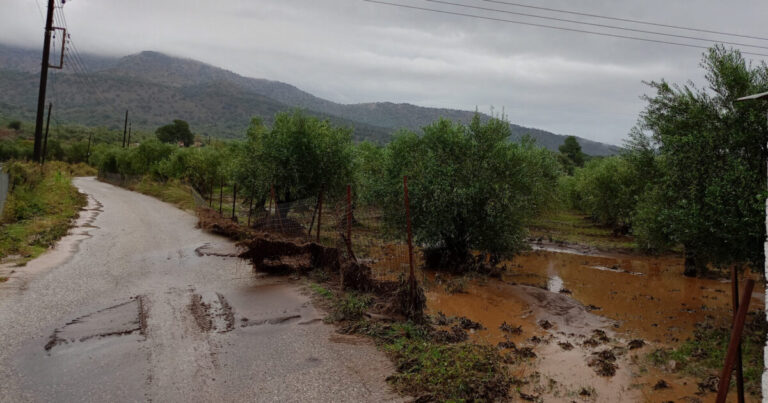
[97,171,419,282]
[214,183,418,282]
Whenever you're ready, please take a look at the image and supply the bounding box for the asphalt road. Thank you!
[0,177,400,402]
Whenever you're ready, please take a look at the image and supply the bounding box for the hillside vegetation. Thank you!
[0,44,620,154]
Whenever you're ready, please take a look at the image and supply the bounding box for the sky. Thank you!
[2,0,768,145]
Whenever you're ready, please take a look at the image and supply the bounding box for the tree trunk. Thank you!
[683,247,706,277]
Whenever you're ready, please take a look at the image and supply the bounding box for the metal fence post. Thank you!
[317,189,323,242]
[218,179,223,215]
[730,267,745,403]
[231,183,237,221]
[347,185,352,249]
[716,279,755,403]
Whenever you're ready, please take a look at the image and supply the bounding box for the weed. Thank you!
[331,293,373,321]
[309,283,333,299]
[0,161,87,261]
[443,276,468,294]
[648,314,766,397]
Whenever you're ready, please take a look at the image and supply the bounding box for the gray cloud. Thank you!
[3,0,767,145]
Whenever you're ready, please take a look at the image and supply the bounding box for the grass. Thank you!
[0,161,88,263]
[308,281,514,401]
[119,177,198,211]
[354,320,513,401]
[528,209,637,251]
[648,313,766,397]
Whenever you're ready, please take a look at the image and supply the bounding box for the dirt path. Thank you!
[0,177,401,402]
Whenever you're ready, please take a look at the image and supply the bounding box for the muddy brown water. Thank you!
[368,246,764,402]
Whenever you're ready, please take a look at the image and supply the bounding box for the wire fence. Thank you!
[97,171,420,282]
[202,182,419,282]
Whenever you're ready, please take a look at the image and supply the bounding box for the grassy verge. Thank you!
[648,313,766,397]
[527,209,637,251]
[0,161,89,263]
[307,281,514,401]
[102,175,198,211]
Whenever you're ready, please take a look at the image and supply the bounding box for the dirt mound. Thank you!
[197,207,251,240]
[238,237,341,273]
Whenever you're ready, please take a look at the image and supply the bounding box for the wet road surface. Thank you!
[0,177,400,402]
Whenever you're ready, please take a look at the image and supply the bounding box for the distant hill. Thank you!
[0,43,621,155]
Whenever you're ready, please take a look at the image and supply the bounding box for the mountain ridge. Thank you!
[0,44,621,155]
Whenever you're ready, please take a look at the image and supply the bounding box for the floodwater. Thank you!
[509,249,764,343]
[418,247,765,402]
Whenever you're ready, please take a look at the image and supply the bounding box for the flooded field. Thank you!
[412,248,765,402]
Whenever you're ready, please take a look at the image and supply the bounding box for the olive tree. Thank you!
[378,114,559,270]
[633,46,768,276]
[238,111,353,217]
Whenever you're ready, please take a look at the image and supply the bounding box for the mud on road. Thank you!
[0,177,402,402]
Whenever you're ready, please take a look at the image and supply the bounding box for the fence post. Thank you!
[716,279,755,403]
[231,183,237,221]
[271,185,285,232]
[404,176,414,281]
[317,188,323,242]
[730,268,745,403]
[219,179,224,215]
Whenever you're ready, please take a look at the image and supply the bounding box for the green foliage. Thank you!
[633,46,768,273]
[558,135,585,171]
[385,338,512,401]
[239,111,353,203]
[91,140,175,177]
[566,156,638,230]
[7,120,21,131]
[0,161,87,261]
[648,315,766,397]
[309,283,333,299]
[156,119,194,146]
[0,139,33,161]
[375,114,559,262]
[331,293,373,321]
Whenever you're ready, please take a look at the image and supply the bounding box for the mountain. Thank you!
[0,44,621,155]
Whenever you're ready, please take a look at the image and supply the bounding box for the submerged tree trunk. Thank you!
[683,247,707,277]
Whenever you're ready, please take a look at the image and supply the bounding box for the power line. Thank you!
[363,0,768,58]
[479,0,768,42]
[426,0,768,51]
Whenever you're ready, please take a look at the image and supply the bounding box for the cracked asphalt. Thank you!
[0,177,401,402]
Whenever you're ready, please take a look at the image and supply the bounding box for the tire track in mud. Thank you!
[189,292,237,333]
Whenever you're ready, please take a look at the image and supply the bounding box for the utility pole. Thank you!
[41,103,52,165]
[33,0,56,163]
[122,110,128,148]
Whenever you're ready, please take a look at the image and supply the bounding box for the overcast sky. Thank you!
[3,0,768,145]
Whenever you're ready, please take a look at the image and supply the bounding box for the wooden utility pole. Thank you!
[121,110,128,148]
[41,103,52,165]
[33,0,56,163]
